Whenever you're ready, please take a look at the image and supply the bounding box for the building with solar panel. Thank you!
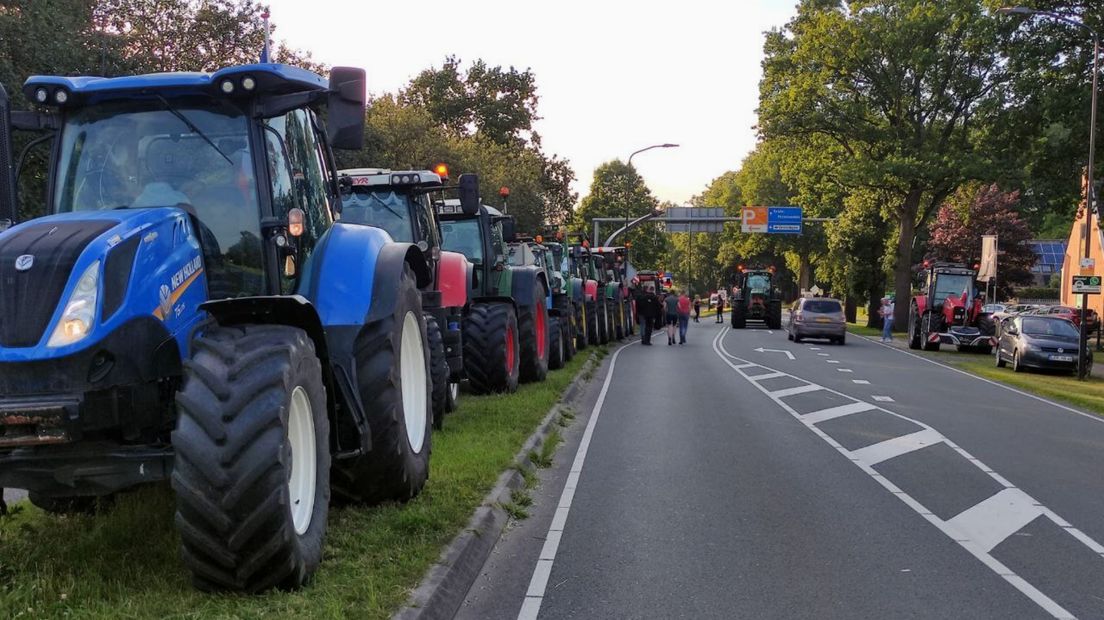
[1028,240,1066,286]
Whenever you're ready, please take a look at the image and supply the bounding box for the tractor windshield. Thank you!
[747,274,771,293]
[340,188,413,241]
[441,219,483,264]
[54,97,264,295]
[933,273,975,303]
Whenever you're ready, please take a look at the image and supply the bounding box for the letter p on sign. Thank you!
[742,207,768,233]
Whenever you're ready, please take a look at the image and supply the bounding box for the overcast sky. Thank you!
[265,0,798,205]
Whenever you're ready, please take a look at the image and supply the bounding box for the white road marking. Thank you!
[873,395,894,402]
[769,384,822,398]
[747,371,786,382]
[754,347,795,360]
[818,353,830,356]
[852,380,870,385]
[849,428,944,466]
[838,368,853,373]
[826,359,840,364]
[809,347,821,350]
[519,341,636,619]
[711,328,1102,619]
[944,488,1044,553]
[803,401,878,424]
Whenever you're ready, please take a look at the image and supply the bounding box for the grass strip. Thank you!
[0,349,596,619]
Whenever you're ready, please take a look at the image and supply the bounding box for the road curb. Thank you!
[393,349,604,620]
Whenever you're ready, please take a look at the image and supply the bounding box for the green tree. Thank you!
[758,0,1009,327]
[574,160,666,269]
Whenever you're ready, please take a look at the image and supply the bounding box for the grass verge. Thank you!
[0,348,597,619]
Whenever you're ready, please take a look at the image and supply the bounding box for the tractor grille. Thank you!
[0,220,114,347]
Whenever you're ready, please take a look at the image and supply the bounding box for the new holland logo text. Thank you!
[154,255,203,321]
[14,254,33,271]
[171,256,202,289]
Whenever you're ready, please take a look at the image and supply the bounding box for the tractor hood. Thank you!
[0,208,205,360]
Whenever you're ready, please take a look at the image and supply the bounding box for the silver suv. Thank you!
[788,297,847,344]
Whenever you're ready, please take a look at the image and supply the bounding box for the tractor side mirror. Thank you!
[458,173,480,215]
[501,217,517,243]
[327,67,366,150]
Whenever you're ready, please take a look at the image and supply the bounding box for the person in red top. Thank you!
[677,291,692,345]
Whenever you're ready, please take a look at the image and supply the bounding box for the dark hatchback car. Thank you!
[995,315,1092,374]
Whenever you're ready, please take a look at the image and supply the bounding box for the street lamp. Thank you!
[624,143,679,249]
[999,6,1099,380]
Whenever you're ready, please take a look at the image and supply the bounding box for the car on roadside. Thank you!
[1027,305,1099,333]
[788,297,847,344]
[995,315,1092,374]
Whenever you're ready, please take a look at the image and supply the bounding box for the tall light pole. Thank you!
[999,7,1098,380]
[624,143,678,254]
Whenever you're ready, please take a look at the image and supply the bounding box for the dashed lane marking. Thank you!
[853,380,871,385]
[711,327,1103,619]
[769,384,823,398]
[838,368,853,373]
[873,395,894,402]
[827,360,840,364]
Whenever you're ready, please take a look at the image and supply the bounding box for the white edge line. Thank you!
[856,332,1104,426]
[517,340,636,619]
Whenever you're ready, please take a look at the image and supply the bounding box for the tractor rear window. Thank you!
[340,188,413,242]
[441,220,483,264]
[803,300,841,313]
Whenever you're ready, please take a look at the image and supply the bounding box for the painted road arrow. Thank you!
[753,347,795,360]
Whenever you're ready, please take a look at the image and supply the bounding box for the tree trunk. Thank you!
[893,189,923,331]
[844,297,857,323]
[867,285,882,329]
[798,256,812,292]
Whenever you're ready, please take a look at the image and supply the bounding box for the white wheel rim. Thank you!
[449,382,460,402]
[287,386,316,536]
[401,311,428,454]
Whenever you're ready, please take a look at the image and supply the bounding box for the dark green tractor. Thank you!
[437,200,550,393]
[731,268,783,329]
[508,237,574,369]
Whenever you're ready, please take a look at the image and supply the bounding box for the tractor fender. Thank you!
[584,279,599,302]
[569,277,585,303]
[305,222,430,326]
[912,295,927,316]
[509,265,544,308]
[438,250,470,310]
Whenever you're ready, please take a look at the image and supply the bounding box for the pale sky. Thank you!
[265,0,798,204]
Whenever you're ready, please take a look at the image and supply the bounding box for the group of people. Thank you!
[634,283,692,346]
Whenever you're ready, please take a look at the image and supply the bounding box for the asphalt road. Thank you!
[458,318,1104,620]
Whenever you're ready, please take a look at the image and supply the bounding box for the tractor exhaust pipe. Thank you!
[0,84,16,230]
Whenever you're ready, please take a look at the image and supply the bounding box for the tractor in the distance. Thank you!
[566,237,607,346]
[336,167,478,427]
[508,235,572,369]
[436,199,549,393]
[731,266,783,329]
[592,246,634,339]
[0,64,434,592]
[542,236,586,355]
[908,261,995,353]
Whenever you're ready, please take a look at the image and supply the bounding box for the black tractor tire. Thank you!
[908,306,922,350]
[549,317,565,370]
[426,315,450,431]
[173,324,330,592]
[732,305,747,329]
[614,301,625,340]
[333,265,432,505]
[922,312,941,352]
[575,301,588,350]
[29,493,110,515]
[585,299,600,346]
[563,305,577,362]
[596,300,609,344]
[769,302,783,330]
[463,302,521,394]
[518,282,550,383]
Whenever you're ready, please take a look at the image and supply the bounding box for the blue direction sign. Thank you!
[767,207,803,234]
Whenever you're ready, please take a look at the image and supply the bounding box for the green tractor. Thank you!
[437,200,549,393]
[542,237,586,355]
[592,246,634,340]
[731,267,783,329]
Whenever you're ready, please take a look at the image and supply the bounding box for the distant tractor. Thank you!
[336,167,478,427]
[731,267,783,329]
[566,239,606,346]
[908,261,995,353]
[542,237,585,356]
[437,199,549,393]
[592,246,634,339]
[0,64,437,591]
[508,236,572,369]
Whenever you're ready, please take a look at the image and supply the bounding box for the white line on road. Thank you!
[803,401,878,424]
[826,360,840,364]
[769,384,823,398]
[711,328,1101,619]
[848,428,944,466]
[944,488,1043,553]
[747,371,786,382]
[754,347,795,360]
[872,395,894,402]
[838,368,853,373]
[852,380,870,385]
[818,353,830,356]
[518,341,636,620]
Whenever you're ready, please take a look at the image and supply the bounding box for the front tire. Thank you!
[908,306,921,350]
[518,282,550,383]
[996,349,1006,368]
[334,266,431,504]
[1012,349,1023,372]
[585,299,599,346]
[425,315,450,430]
[173,324,330,592]
[548,317,565,370]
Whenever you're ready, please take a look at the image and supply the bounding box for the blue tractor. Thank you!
[0,64,446,591]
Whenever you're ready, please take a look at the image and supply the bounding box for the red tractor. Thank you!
[907,261,995,353]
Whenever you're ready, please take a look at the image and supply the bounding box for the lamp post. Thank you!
[999,6,1099,380]
[624,143,678,251]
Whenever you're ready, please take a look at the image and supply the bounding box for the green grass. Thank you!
[0,350,597,619]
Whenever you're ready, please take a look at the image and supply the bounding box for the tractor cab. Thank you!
[436,199,515,297]
[731,266,783,329]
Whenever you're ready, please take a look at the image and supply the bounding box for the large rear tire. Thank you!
[518,282,550,383]
[597,300,610,344]
[732,304,746,329]
[334,265,431,504]
[463,302,521,394]
[426,315,450,430]
[173,324,330,592]
[585,299,599,346]
[908,305,921,350]
[549,317,565,370]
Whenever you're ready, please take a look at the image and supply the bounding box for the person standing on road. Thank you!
[880,297,895,342]
[715,295,725,323]
[677,290,691,345]
[664,288,681,345]
[693,296,701,322]
[637,283,660,345]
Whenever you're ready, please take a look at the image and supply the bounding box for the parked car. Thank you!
[1004,303,1038,315]
[788,297,847,344]
[995,315,1092,374]
[982,303,1007,315]
[1029,305,1099,333]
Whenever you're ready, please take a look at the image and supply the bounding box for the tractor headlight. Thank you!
[47,261,100,348]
